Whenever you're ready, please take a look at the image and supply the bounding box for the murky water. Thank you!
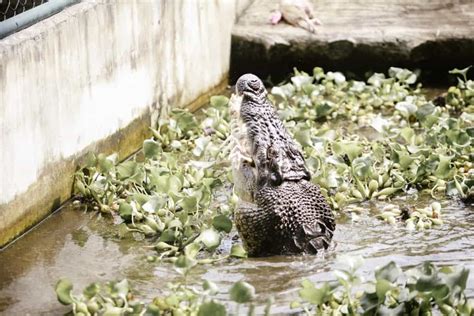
[0,194,472,315]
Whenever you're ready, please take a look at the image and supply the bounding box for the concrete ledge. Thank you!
[231,0,474,82]
[0,109,152,248]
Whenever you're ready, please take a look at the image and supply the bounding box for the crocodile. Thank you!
[229,73,335,257]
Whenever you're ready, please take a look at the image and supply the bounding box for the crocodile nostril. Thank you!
[249,79,260,90]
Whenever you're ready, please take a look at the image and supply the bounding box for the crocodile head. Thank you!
[235,74,267,101]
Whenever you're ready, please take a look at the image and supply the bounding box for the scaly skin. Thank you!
[231,74,336,256]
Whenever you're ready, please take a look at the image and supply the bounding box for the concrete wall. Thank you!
[0,0,252,247]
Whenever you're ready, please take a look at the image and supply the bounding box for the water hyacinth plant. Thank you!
[55,259,473,315]
[292,256,473,315]
[271,66,473,209]
[63,66,473,314]
[55,276,260,316]
[73,103,245,261]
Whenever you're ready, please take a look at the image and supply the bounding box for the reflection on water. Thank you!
[0,196,472,315]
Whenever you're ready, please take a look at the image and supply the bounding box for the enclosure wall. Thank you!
[0,0,252,247]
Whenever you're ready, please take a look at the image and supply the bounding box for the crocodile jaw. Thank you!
[229,93,257,202]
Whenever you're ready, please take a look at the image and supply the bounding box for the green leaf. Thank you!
[313,67,325,81]
[449,66,471,79]
[171,109,199,132]
[316,101,336,118]
[116,160,138,180]
[203,280,219,295]
[376,279,393,301]
[352,156,373,179]
[332,141,362,162]
[142,196,164,213]
[111,279,129,299]
[271,83,296,100]
[55,278,74,305]
[367,73,385,87]
[229,281,255,303]
[159,229,176,243]
[102,305,123,315]
[184,242,202,259]
[198,229,221,251]
[83,282,100,299]
[179,195,198,212]
[389,67,417,84]
[153,175,182,195]
[299,279,330,305]
[210,95,229,107]
[294,128,313,147]
[193,136,211,157]
[74,180,87,196]
[291,74,313,90]
[143,139,161,159]
[432,284,450,302]
[400,127,415,144]
[416,274,442,292]
[168,175,182,194]
[198,300,227,316]
[212,214,233,233]
[84,152,97,168]
[395,101,417,119]
[326,71,346,85]
[97,153,115,173]
[375,261,402,283]
[442,267,469,291]
[230,244,248,258]
[118,202,133,222]
[392,149,414,169]
[145,303,161,316]
[434,154,454,179]
[175,254,197,269]
[415,103,435,121]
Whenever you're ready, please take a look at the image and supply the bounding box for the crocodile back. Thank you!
[256,180,335,254]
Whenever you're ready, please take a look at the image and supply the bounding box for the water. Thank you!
[0,195,472,315]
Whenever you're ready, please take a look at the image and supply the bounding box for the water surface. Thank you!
[0,195,472,315]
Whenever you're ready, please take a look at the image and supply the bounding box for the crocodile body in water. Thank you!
[229,73,336,257]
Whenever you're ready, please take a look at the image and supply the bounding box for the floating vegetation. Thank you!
[293,256,473,315]
[271,66,473,211]
[65,66,473,314]
[374,201,443,230]
[55,276,261,316]
[56,259,473,315]
[74,98,240,261]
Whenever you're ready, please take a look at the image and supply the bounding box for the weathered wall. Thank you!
[0,0,252,247]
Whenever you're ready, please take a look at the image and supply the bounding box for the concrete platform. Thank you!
[231,0,474,82]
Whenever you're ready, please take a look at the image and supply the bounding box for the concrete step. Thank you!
[231,0,474,83]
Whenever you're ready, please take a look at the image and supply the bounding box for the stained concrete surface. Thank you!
[231,0,474,82]
[0,0,253,247]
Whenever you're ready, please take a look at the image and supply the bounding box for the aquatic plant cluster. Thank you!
[62,67,473,315]
[56,257,473,315]
[271,67,472,208]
